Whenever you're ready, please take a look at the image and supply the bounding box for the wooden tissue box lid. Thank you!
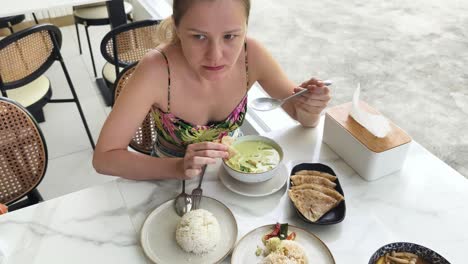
[326,102,411,153]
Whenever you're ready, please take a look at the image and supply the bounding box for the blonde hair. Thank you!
[156,0,251,44]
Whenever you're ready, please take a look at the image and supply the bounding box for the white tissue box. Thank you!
[323,102,412,181]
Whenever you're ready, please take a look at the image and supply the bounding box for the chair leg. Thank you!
[28,188,44,203]
[7,189,43,211]
[74,22,82,55]
[32,13,39,24]
[8,26,14,34]
[84,25,97,77]
[58,59,96,149]
[28,108,46,123]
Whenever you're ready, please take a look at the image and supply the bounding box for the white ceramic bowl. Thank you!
[222,135,284,184]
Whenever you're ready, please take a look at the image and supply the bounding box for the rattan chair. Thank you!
[0,97,47,211]
[74,2,134,77]
[0,24,95,149]
[100,19,161,93]
[113,62,156,155]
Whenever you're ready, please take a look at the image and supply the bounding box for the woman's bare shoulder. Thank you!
[132,49,172,87]
[137,45,180,78]
[118,48,170,108]
[246,37,271,57]
[245,36,275,81]
[137,49,167,74]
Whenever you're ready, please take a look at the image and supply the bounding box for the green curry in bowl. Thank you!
[226,141,281,173]
[222,135,283,184]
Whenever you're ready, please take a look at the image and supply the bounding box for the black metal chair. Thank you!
[74,2,134,77]
[0,14,39,35]
[100,19,161,95]
[0,24,95,149]
[113,62,156,155]
[0,15,26,34]
[0,97,47,211]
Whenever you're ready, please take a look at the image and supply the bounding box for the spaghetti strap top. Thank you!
[150,42,249,157]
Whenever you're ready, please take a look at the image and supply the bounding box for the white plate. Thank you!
[231,225,335,264]
[218,163,288,197]
[140,197,238,264]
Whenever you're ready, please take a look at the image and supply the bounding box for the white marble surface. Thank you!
[1,119,467,264]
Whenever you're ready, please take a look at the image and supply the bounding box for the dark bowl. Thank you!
[289,163,346,225]
[368,242,450,264]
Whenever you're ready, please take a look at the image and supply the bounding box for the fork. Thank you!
[191,165,207,210]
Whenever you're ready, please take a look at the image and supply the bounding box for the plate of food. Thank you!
[231,223,335,264]
[288,163,346,225]
[369,242,450,264]
[140,196,237,264]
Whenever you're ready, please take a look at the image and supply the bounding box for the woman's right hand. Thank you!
[181,142,229,179]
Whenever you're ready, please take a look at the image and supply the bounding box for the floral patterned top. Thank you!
[151,43,248,152]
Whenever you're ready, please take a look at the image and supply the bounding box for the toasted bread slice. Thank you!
[294,170,337,181]
[219,135,238,157]
[291,183,344,202]
[290,175,336,189]
[288,189,338,222]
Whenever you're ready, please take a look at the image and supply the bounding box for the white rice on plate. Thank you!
[175,209,221,255]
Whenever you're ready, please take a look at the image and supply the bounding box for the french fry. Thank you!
[387,256,410,264]
[393,252,418,259]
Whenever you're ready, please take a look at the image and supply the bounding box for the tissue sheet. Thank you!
[350,84,391,138]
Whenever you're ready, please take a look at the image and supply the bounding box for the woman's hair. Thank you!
[156,0,251,44]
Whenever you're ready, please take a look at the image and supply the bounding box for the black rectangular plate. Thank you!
[289,163,346,225]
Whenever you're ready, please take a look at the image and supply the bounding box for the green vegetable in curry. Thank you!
[226,141,280,173]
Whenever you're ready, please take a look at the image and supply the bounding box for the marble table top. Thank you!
[1,119,466,264]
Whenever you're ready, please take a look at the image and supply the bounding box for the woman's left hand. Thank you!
[292,78,331,126]
[0,203,8,215]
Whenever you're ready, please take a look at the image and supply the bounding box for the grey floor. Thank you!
[248,0,468,178]
[31,0,467,200]
[34,24,117,200]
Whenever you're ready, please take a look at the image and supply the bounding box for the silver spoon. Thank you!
[250,80,333,111]
[174,180,192,217]
[191,165,207,210]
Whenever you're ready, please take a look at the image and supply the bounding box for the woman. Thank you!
[93,0,331,180]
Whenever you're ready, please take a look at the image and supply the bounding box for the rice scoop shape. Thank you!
[175,209,221,254]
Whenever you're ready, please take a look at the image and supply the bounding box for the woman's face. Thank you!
[176,0,247,81]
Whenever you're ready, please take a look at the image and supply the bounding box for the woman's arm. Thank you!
[247,38,331,127]
[92,51,186,180]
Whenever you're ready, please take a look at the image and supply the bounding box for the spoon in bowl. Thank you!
[250,80,333,111]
